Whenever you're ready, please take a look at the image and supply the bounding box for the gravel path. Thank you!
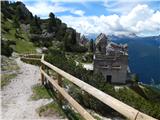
[1,58,60,120]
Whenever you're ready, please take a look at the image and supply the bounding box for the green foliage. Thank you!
[37,102,66,118]
[141,85,160,103]
[21,58,41,66]
[62,106,85,120]
[115,87,160,119]
[82,53,93,63]
[13,16,19,28]
[66,52,92,63]
[15,40,36,53]
[1,57,19,88]
[47,12,57,33]
[1,73,17,88]
[31,84,51,100]
[131,74,139,83]
[45,49,160,119]
[63,28,87,53]
[2,1,87,54]
[15,5,23,20]
[30,15,42,34]
[49,12,55,19]
[90,39,94,52]
[55,23,67,41]
[1,40,15,57]
[1,5,36,54]
[1,1,13,19]
[71,45,88,53]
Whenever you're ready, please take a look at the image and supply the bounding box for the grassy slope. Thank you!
[31,84,51,100]
[1,57,20,88]
[36,102,66,118]
[2,16,36,53]
[1,73,17,88]
[113,86,160,119]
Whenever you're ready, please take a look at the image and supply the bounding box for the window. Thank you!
[98,45,101,52]
[106,75,112,83]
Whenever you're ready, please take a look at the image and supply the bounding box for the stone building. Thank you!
[94,33,128,84]
[76,32,81,43]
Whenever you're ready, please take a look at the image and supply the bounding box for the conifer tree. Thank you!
[47,12,56,33]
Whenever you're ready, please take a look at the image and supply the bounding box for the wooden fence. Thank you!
[20,54,157,120]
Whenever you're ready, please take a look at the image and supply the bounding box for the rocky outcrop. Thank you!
[20,24,30,33]
[80,35,89,46]
[17,2,32,16]
[29,30,55,40]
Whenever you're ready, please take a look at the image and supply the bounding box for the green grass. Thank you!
[1,61,19,72]
[2,19,16,40]
[5,29,17,40]
[1,57,19,88]
[140,85,160,103]
[31,84,51,100]
[1,73,17,88]
[111,86,160,119]
[66,52,93,64]
[2,18,36,53]
[37,102,66,118]
[15,40,36,53]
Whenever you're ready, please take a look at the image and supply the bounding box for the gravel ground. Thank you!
[1,58,62,120]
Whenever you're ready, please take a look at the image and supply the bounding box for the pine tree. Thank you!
[47,12,56,33]
[15,5,24,20]
[90,39,94,52]
[30,15,41,34]
[13,16,19,28]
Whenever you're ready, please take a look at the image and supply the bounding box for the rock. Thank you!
[36,48,42,54]
[29,32,55,40]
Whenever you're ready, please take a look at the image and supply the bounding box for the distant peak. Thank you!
[112,32,137,38]
[128,33,137,37]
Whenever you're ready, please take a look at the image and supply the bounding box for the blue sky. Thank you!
[13,0,160,36]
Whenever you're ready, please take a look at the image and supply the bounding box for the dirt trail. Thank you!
[1,58,60,120]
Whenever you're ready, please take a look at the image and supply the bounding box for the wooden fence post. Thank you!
[41,64,45,85]
[57,73,63,105]
[46,67,50,86]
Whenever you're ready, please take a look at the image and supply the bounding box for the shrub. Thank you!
[1,40,15,57]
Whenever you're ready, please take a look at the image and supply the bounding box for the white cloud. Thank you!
[134,11,160,35]
[120,4,154,30]
[60,15,114,35]
[25,1,85,18]
[50,0,106,3]
[22,0,160,36]
[71,10,85,16]
[26,2,70,18]
[104,0,140,15]
[15,0,106,3]
[60,4,160,36]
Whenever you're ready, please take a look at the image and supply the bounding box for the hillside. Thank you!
[1,1,87,56]
[1,1,36,54]
[1,1,160,119]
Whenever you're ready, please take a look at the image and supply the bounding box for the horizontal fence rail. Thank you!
[21,57,41,61]
[40,68,95,120]
[21,54,157,120]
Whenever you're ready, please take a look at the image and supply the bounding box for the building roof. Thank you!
[95,33,109,45]
[95,33,128,55]
[106,42,128,55]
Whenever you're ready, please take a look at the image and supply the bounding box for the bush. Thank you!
[70,45,88,53]
[45,49,160,119]
[1,40,15,57]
